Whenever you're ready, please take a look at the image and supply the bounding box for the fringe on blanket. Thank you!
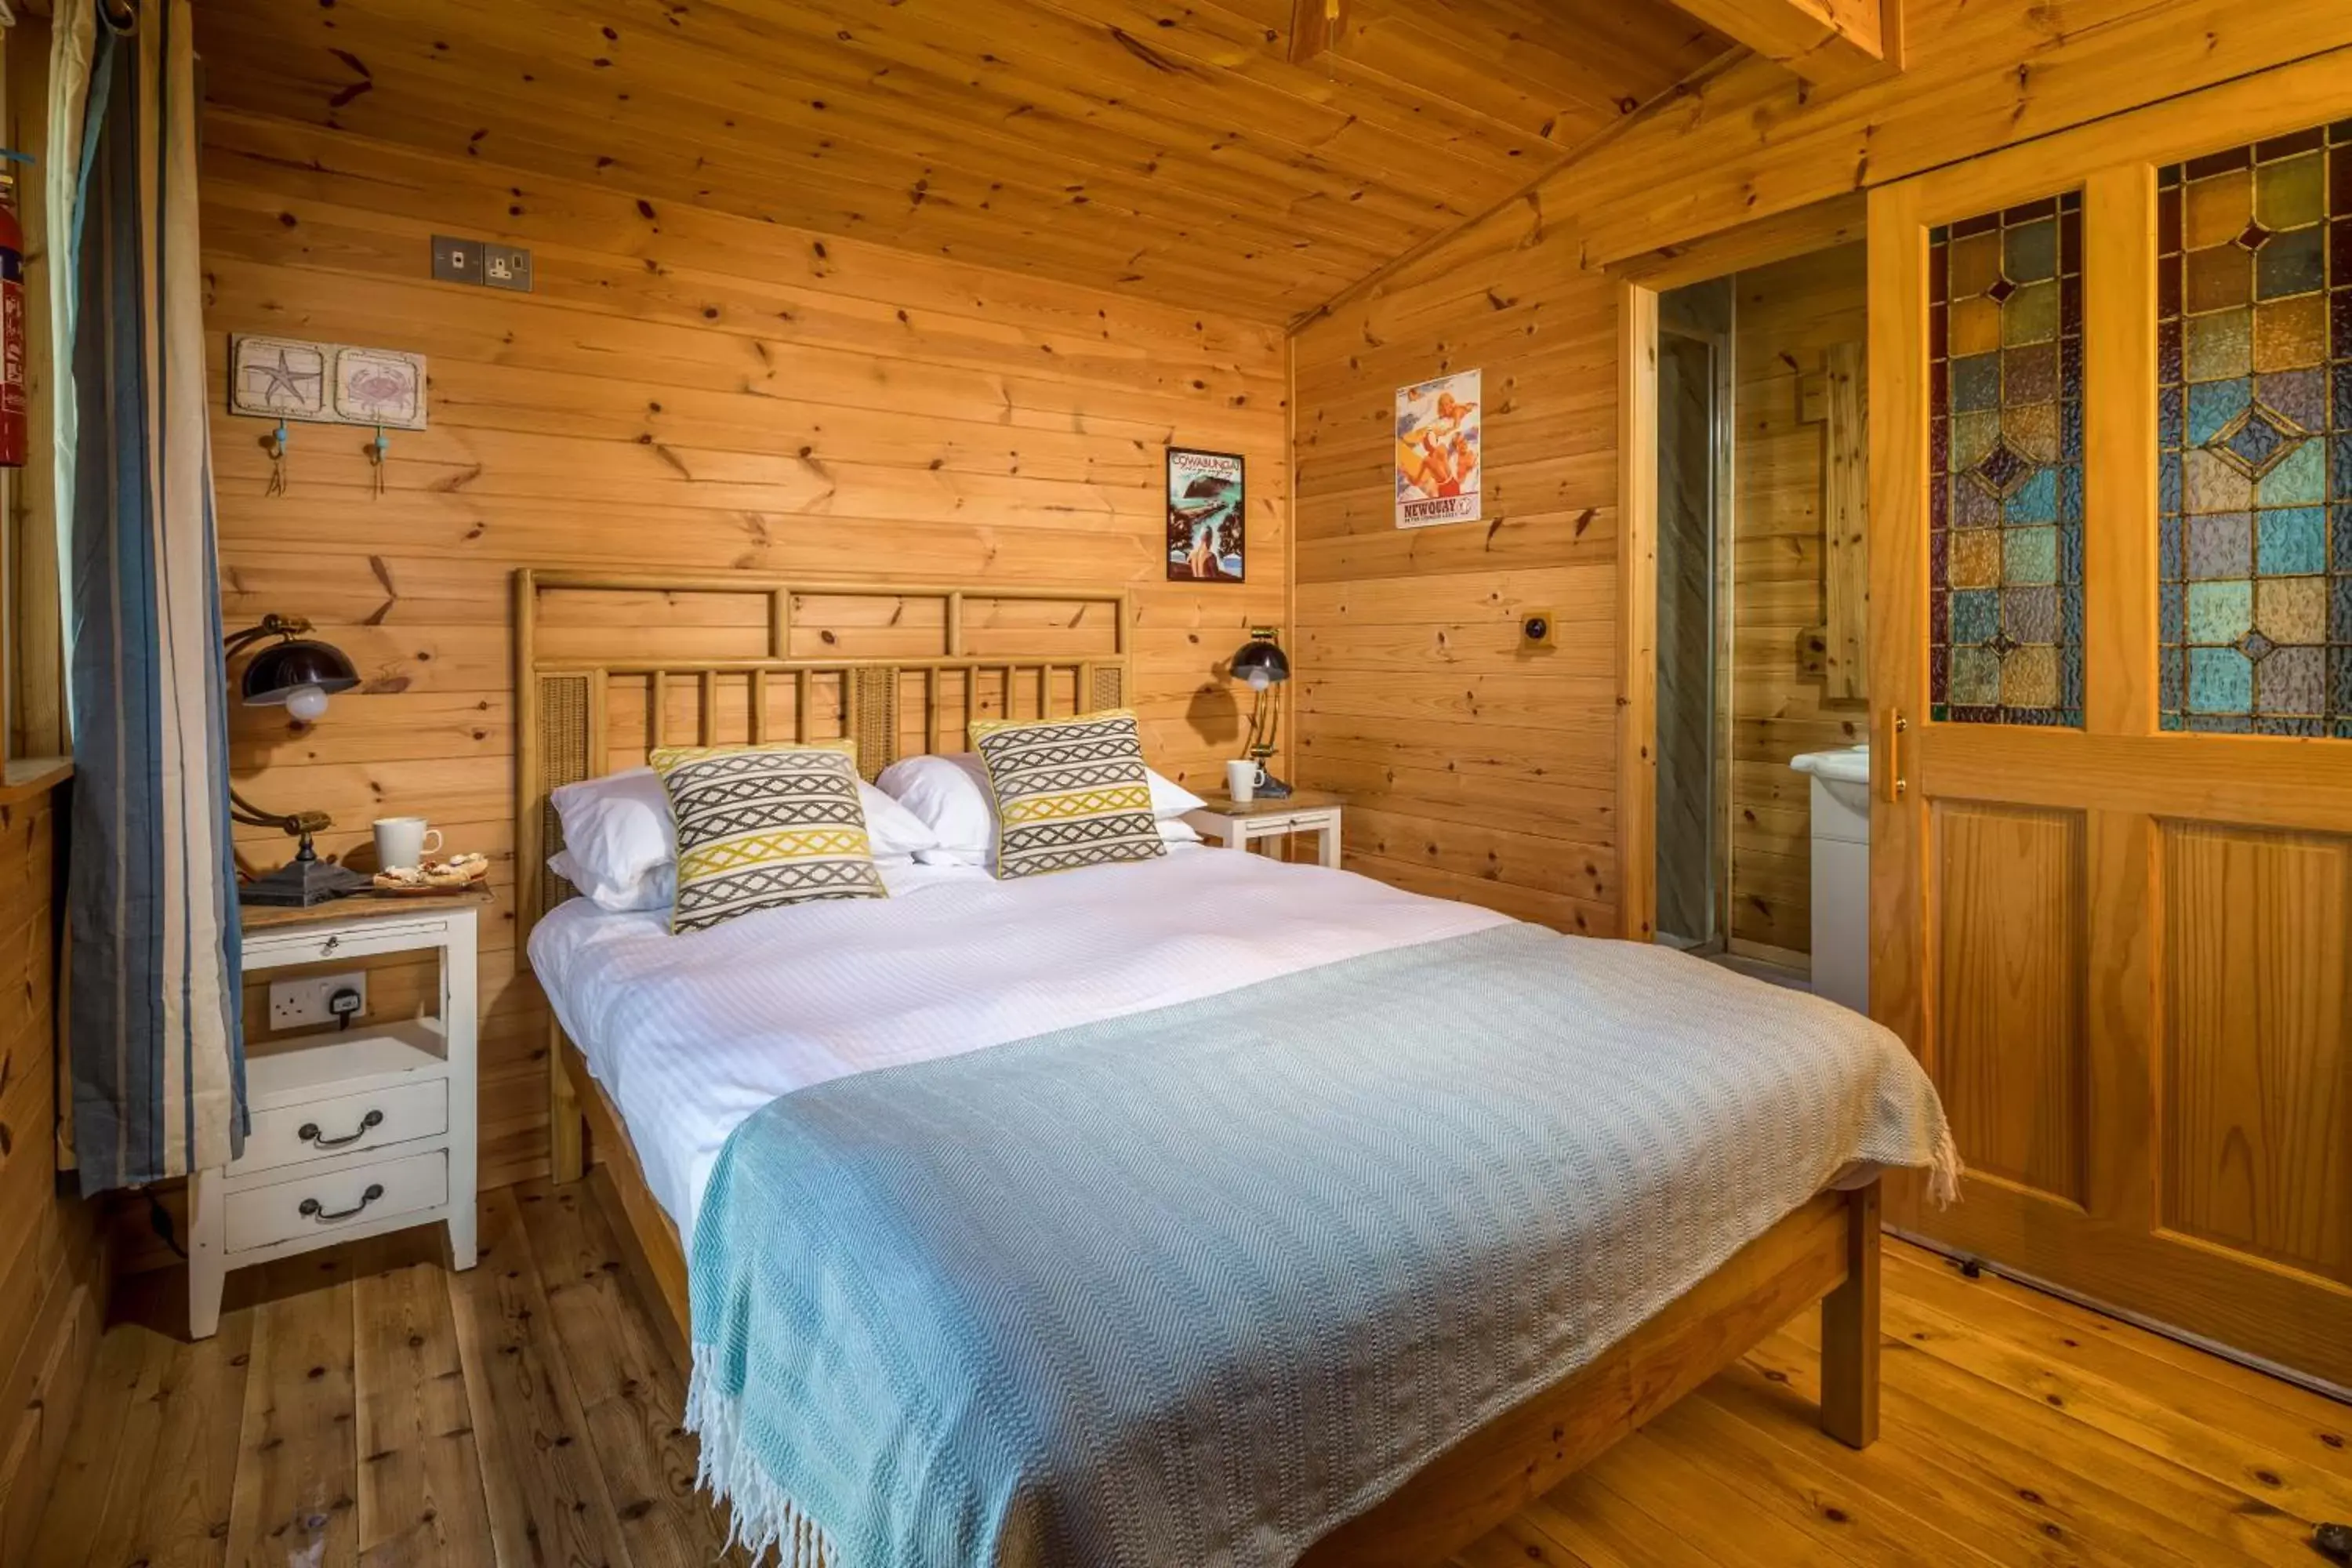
[1926,1120,1965,1209]
[686,1342,846,1567]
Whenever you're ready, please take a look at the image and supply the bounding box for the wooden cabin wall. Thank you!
[1290,0,2352,937]
[1290,231,1621,933]
[0,785,105,1559]
[198,107,1291,1199]
[1727,245,1870,962]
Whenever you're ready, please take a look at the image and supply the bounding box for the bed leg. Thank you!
[550,1014,586,1185]
[1819,1179,1881,1449]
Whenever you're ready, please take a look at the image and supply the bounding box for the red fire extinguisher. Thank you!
[0,156,25,470]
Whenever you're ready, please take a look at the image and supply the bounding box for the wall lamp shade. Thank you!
[241,637,359,721]
[1230,637,1290,692]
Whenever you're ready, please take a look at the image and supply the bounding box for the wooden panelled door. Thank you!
[1869,64,2352,1392]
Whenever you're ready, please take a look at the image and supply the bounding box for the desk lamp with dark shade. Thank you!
[1230,627,1294,800]
[225,614,370,906]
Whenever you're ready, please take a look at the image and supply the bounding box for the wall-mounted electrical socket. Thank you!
[482,243,533,292]
[267,971,368,1032]
[1520,608,1557,650]
[430,234,485,285]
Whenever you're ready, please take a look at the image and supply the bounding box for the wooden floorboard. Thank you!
[223,1274,361,1568]
[29,1178,2349,1566]
[354,1261,495,1567]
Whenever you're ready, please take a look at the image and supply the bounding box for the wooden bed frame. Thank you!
[516,567,1882,1566]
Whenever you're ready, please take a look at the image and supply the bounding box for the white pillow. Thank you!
[880,751,1203,866]
[858,782,942,861]
[547,847,675,913]
[549,764,938,912]
[878,753,995,866]
[1148,768,1209,819]
[548,768,674,911]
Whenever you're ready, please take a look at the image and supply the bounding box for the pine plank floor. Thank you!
[27,1175,2352,1566]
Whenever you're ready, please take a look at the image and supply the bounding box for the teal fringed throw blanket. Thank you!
[686,925,1954,1566]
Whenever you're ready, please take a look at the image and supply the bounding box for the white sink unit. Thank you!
[1788,745,1871,1014]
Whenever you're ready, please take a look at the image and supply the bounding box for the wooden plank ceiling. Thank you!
[195,0,1730,321]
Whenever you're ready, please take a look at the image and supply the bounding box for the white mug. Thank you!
[373,817,443,871]
[1225,758,1266,804]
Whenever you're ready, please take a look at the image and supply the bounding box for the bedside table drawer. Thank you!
[244,916,462,969]
[235,1079,448,1176]
[227,1148,448,1253]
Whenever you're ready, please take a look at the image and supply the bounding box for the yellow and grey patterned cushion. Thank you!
[968,709,1167,880]
[649,740,885,934]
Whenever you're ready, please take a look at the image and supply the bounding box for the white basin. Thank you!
[1789,743,1869,785]
[1788,744,1870,1014]
[1791,743,1871,822]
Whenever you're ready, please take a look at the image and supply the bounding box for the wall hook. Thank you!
[263,420,290,496]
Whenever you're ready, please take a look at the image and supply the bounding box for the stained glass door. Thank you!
[1869,79,2352,1392]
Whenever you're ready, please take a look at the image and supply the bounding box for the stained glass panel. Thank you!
[2157,121,2352,736]
[1929,194,2085,724]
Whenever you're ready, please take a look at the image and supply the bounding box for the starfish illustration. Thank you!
[245,347,321,411]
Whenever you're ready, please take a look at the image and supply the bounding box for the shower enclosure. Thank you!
[1653,279,1732,950]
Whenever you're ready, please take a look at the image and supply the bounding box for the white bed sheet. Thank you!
[529,848,1515,1239]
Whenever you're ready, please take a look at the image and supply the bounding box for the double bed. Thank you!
[514,569,1953,1567]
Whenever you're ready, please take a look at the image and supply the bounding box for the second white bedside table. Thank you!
[1183,789,1344,868]
[187,890,485,1338]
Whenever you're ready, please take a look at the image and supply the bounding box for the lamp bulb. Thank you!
[284,684,330,724]
[1245,670,1272,692]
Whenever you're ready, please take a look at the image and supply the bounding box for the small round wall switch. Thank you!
[1520,609,1555,649]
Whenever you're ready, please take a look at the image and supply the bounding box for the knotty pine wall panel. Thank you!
[1290,220,1622,935]
[0,784,105,1559]
[203,108,1290,1189]
[191,0,1728,321]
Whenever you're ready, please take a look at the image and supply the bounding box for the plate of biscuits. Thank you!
[371,852,492,895]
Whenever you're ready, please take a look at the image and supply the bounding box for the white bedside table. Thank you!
[1183,789,1344,868]
[187,891,485,1338]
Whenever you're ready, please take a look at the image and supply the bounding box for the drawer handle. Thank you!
[297,1109,385,1149]
[298,1183,386,1223]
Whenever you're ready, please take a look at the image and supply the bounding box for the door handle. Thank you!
[1882,708,1909,803]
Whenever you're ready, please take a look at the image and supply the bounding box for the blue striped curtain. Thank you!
[62,0,244,1191]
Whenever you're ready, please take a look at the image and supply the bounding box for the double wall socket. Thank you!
[430,234,532,292]
[267,971,368,1032]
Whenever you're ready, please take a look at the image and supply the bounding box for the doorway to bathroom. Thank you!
[1637,229,1871,998]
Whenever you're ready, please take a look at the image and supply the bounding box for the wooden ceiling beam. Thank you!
[1288,0,1349,65]
[1658,0,1897,87]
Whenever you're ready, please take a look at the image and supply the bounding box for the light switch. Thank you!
[430,234,484,285]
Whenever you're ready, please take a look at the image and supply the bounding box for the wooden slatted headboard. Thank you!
[512,568,1133,942]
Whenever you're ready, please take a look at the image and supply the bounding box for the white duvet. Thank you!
[529,848,1513,1238]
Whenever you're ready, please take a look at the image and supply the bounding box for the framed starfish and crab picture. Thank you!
[228,334,427,430]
